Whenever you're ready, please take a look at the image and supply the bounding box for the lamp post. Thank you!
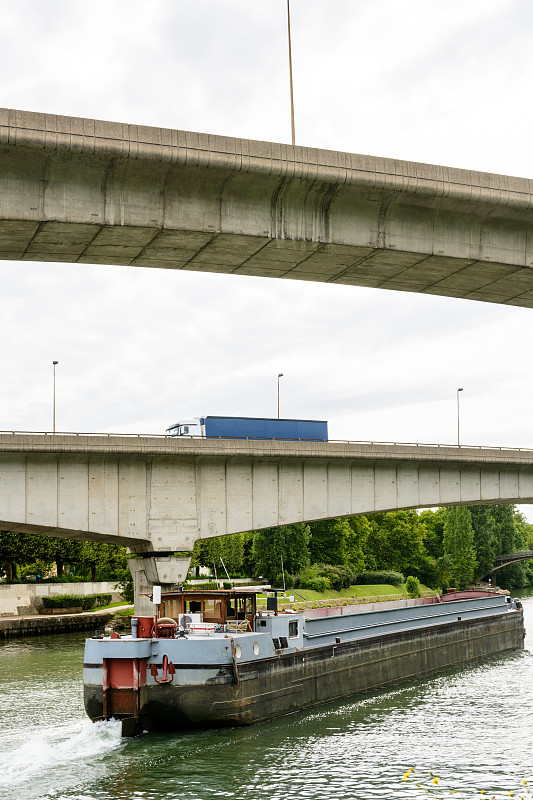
[277,373,284,419]
[457,387,463,446]
[53,361,58,433]
[286,0,296,146]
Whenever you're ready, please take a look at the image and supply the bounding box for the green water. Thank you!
[1,595,532,800]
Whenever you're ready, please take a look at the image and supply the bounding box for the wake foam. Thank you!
[0,718,123,789]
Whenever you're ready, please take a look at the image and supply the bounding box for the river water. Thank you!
[1,594,532,800]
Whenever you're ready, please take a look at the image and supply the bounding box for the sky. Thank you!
[2,0,533,514]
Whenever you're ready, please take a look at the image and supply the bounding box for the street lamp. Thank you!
[53,361,58,433]
[286,0,296,146]
[457,387,463,446]
[277,373,284,419]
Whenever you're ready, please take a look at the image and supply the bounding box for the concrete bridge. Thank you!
[2,433,533,598]
[3,108,533,307]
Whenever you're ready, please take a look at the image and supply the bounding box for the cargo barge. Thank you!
[83,588,525,735]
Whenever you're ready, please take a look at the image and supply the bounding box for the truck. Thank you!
[166,416,328,441]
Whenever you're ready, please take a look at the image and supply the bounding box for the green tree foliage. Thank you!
[443,506,477,589]
[252,524,310,583]
[490,505,528,589]
[419,508,446,560]
[366,511,426,576]
[355,570,404,586]
[309,518,352,567]
[433,554,453,591]
[514,510,533,548]
[344,516,370,573]
[81,542,129,581]
[0,530,54,581]
[405,575,421,598]
[48,538,89,577]
[469,505,497,579]
[513,511,533,586]
[0,530,130,584]
[296,564,330,592]
[316,563,357,590]
[194,532,245,577]
[115,568,134,603]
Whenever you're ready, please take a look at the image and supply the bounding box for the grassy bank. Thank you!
[258,583,434,610]
[292,583,432,600]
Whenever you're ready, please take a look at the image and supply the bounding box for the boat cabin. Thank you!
[160,589,258,630]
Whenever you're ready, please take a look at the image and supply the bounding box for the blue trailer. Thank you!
[166,416,328,441]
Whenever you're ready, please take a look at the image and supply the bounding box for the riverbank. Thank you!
[0,580,122,616]
[0,606,131,639]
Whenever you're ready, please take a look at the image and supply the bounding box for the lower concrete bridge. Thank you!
[2,433,533,598]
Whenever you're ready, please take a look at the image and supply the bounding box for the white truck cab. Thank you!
[166,418,203,437]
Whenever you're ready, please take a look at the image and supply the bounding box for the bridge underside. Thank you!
[3,109,533,307]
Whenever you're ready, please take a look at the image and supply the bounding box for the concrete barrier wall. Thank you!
[0,581,122,616]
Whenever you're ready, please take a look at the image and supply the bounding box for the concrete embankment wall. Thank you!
[0,610,116,639]
[0,581,121,616]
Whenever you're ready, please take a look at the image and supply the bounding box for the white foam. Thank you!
[0,718,123,789]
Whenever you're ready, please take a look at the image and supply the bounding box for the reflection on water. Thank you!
[0,597,532,800]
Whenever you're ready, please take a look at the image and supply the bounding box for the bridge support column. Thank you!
[128,554,192,616]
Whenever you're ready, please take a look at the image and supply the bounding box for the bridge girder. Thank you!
[3,109,533,307]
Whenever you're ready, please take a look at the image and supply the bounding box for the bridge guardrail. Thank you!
[1,430,533,453]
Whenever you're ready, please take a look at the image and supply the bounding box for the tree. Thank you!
[49,538,88,577]
[252,524,310,582]
[419,508,446,560]
[469,505,497,579]
[344,515,371,573]
[365,511,426,576]
[82,542,129,581]
[0,530,54,581]
[490,504,529,589]
[194,533,245,578]
[308,518,352,566]
[443,506,477,589]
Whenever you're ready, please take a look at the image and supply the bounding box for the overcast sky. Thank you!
[2,0,533,513]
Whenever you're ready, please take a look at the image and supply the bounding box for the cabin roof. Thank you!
[161,588,265,599]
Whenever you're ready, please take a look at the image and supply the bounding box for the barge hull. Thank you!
[84,609,525,730]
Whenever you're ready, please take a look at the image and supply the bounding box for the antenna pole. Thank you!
[287,0,296,146]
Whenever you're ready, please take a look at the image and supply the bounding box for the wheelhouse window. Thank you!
[288,620,299,638]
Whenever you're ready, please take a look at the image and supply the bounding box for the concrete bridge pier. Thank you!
[128,552,193,616]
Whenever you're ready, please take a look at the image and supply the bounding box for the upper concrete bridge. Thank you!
[2,432,533,595]
[3,108,533,307]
